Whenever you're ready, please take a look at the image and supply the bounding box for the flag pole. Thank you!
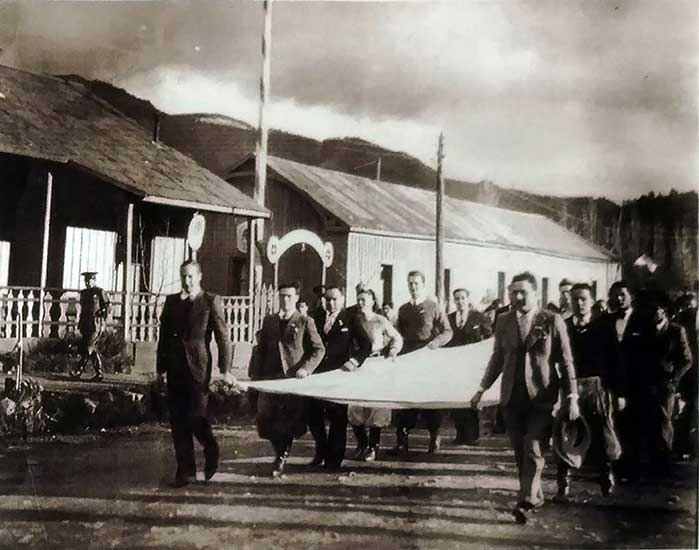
[435,132,445,306]
[250,0,272,310]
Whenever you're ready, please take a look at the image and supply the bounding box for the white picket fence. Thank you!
[0,284,278,343]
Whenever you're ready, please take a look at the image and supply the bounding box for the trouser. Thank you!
[308,399,348,466]
[502,401,553,507]
[557,377,621,481]
[271,436,293,459]
[618,386,676,477]
[395,409,443,438]
[451,408,480,443]
[167,381,218,479]
[352,425,381,449]
[77,330,103,376]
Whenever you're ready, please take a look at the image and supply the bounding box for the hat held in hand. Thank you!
[553,412,591,469]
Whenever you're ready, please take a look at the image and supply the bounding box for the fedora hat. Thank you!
[553,412,591,469]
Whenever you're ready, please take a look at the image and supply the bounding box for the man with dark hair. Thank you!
[470,271,579,524]
[73,271,111,381]
[308,286,372,470]
[250,281,325,477]
[555,282,624,499]
[390,270,453,455]
[156,260,234,487]
[447,288,493,445]
[558,278,574,320]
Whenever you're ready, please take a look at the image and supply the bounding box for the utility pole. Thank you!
[435,132,445,306]
[376,156,382,182]
[250,0,272,297]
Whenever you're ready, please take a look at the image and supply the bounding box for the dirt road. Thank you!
[0,423,696,549]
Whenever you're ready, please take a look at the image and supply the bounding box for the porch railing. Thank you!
[0,284,278,344]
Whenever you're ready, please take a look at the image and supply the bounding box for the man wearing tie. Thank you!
[470,271,579,524]
[156,260,234,487]
[308,287,372,470]
[446,288,493,445]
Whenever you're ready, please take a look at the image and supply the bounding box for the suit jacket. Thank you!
[250,311,325,380]
[564,315,627,397]
[447,310,493,347]
[637,321,692,392]
[480,308,577,408]
[313,308,372,373]
[156,291,232,386]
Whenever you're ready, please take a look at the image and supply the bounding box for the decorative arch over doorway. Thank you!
[266,229,334,290]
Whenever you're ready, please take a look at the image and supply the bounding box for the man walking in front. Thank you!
[447,288,493,445]
[250,281,325,477]
[390,270,453,455]
[309,286,372,470]
[156,260,234,487]
[470,271,579,524]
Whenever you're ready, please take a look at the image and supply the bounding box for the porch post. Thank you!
[39,171,53,334]
[123,203,134,342]
[247,218,256,342]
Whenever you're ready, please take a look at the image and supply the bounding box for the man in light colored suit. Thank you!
[470,271,579,524]
[250,281,325,477]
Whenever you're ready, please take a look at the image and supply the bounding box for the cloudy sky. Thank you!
[0,1,696,200]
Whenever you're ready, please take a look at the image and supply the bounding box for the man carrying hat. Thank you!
[73,271,111,381]
[470,272,578,524]
[554,283,624,500]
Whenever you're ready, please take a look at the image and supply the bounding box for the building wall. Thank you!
[347,232,619,311]
[228,170,349,304]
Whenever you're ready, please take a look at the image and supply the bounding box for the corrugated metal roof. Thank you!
[266,155,613,262]
[0,65,268,217]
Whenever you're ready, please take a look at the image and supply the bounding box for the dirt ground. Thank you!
[0,422,696,549]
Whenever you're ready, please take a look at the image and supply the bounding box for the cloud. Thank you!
[0,0,695,199]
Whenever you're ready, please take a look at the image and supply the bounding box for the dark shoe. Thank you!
[324,461,342,472]
[427,435,441,454]
[308,453,325,467]
[172,475,196,488]
[363,447,377,462]
[553,484,570,503]
[387,443,408,456]
[351,446,367,460]
[451,438,466,446]
[68,367,83,379]
[89,373,104,382]
[512,501,543,524]
[204,445,220,481]
[272,455,288,478]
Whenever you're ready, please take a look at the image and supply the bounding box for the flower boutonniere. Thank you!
[531,313,552,345]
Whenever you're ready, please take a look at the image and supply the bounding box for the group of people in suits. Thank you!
[470,273,694,524]
[154,260,695,529]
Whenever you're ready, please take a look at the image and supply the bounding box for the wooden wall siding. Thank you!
[347,232,619,311]
[62,227,118,290]
[196,212,248,295]
[150,236,187,295]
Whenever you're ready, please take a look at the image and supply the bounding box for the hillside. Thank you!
[61,75,697,290]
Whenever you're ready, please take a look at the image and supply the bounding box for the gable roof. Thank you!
[260,155,613,262]
[0,65,268,217]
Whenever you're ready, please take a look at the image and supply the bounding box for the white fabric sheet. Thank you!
[241,339,500,409]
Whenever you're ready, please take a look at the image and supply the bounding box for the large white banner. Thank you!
[241,339,500,409]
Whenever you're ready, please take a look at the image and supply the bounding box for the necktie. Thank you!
[324,314,335,334]
[517,312,530,341]
[458,313,465,328]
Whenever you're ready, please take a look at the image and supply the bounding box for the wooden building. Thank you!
[0,64,269,343]
[228,155,620,309]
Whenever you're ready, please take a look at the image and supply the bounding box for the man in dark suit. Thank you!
[447,288,493,445]
[156,260,233,488]
[618,290,692,479]
[471,271,579,524]
[250,281,325,477]
[555,283,625,499]
[308,286,372,470]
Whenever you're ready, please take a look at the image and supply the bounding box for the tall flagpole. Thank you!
[250,0,272,310]
[435,132,445,306]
